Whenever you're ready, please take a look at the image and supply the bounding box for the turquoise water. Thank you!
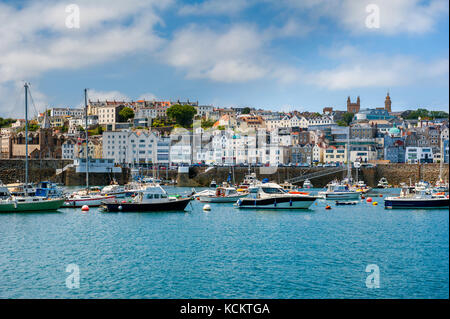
[0,187,448,299]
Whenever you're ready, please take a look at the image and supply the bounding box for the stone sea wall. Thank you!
[179,164,449,187]
[0,159,448,187]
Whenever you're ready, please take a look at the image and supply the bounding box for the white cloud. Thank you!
[273,0,449,35]
[307,48,449,89]
[163,24,270,82]
[137,93,158,101]
[0,0,171,114]
[178,0,250,16]
[88,89,130,102]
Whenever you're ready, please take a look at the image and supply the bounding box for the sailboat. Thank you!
[0,83,65,212]
[64,89,116,207]
[434,139,449,193]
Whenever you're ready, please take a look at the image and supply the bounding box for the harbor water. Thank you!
[0,187,448,299]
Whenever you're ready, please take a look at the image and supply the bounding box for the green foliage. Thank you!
[201,119,216,129]
[403,109,449,120]
[0,117,15,128]
[241,107,251,114]
[151,117,174,128]
[88,126,103,136]
[217,125,225,130]
[337,112,354,126]
[54,125,69,133]
[118,107,135,122]
[167,104,197,128]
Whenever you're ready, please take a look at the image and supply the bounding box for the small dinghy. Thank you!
[335,200,359,205]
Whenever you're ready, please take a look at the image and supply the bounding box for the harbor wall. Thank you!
[179,164,449,187]
[0,159,447,187]
[0,159,130,186]
[0,159,72,184]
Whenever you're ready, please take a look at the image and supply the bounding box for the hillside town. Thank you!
[0,93,448,168]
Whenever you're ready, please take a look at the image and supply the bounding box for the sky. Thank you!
[0,0,448,118]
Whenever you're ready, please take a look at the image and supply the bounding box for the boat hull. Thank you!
[64,195,116,207]
[0,198,65,212]
[199,194,247,203]
[325,192,360,200]
[237,196,316,209]
[102,198,191,212]
[385,198,449,209]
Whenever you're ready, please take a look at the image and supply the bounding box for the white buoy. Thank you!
[118,206,123,211]
[203,204,211,211]
[81,205,89,212]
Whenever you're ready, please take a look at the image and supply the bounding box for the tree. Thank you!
[242,107,251,114]
[341,112,354,126]
[0,117,15,128]
[167,104,197,128]
[201,119,216,129]
[402,108,449,120]
[118,107,135,122]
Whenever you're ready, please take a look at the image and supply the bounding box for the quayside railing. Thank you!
[286,167,347,184]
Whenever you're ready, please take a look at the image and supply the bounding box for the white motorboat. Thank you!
[385,185,449,209]
[376,177,391,188]
[321,183,361,200]
[236,183,317,209]
[199,187,248,203]
[238,173,260,189]
[6,183,36,197]
[192,189,216,199]
[434,180,449,193]
[280,182,297,192]
[101,183,126,198]
[64,191,116,207]
[303,179,313,189]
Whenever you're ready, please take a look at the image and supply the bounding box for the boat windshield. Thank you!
[261,187,285,194]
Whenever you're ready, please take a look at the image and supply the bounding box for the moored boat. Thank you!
[376,177,391,188]
[199,187,247,203]
[64,192,116,207]
[0,197,65,212]
[101,183,126,198]
[101,184,191,212]
[322,183,361,200]
[385,186,449,209]
[303,179,313,189]
[236,183,317,209]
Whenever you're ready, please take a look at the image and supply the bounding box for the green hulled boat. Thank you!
[0,197,65,213]
[0,83,65,213]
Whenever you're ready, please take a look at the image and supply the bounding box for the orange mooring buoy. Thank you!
[366,197,373,203]
[325,205,331,210]
[81,205,89,212]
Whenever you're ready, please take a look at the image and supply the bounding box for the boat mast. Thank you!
[439,134,443,182]
[346,126,351,182]
[25,83,29,196]
[84,88,89,191]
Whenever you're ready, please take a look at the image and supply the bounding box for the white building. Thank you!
[102,130,165,164]
[62,139,77,159]
[405,147,434,164]
[50,107,84,117]
[197,105,214,118]
[135,107,157,119]
[312,144,323,163]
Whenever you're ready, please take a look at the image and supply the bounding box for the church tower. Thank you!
[347,96,360,113]
[385,92,392,113]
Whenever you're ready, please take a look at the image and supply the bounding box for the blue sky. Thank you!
[0,0,448,118]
